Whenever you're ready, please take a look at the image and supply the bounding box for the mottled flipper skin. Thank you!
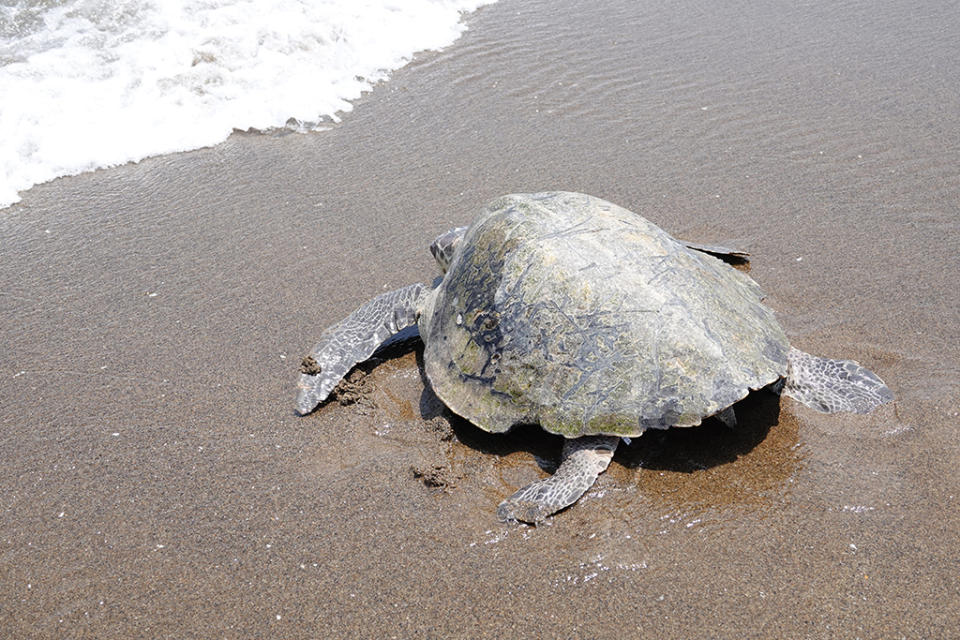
[782,347,893,413]
[497,436,620,524]
[295,283,427,415]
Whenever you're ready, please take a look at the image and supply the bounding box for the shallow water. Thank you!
[1,0,958,637]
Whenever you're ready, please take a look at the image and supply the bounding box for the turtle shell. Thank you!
[419,192,789,437]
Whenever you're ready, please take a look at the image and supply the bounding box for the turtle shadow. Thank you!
[616,388,782,473]
[413,349,784,474]
[372,325,423,358]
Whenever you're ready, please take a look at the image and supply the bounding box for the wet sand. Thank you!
[2,0,958,637]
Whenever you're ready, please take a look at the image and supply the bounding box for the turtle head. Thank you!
[429,225,468,273]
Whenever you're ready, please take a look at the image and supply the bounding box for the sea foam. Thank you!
[0,0,495,209]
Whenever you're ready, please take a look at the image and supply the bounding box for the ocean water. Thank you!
[0,0,495,209]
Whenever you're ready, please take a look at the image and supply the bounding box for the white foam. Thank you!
[0,0,496,208]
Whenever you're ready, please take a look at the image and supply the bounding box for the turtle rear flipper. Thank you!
[682,240,750,265]
[497,436,620,524]
[295,283,427,415]
[782,347,893,414]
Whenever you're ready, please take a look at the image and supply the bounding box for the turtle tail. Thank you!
[781,347,893,414]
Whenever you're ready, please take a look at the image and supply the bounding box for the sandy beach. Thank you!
[2,0,958,637]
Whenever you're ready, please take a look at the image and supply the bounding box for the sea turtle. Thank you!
[295,192,892,523]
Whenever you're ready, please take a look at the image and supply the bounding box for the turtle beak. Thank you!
[428,240,446,272]
[430,226,468,273]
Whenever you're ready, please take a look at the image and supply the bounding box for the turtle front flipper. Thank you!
[781,347,893,414]
[497,436,620,524]
[295,283,428,415]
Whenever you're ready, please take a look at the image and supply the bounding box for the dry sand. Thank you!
[2,0,958,637]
